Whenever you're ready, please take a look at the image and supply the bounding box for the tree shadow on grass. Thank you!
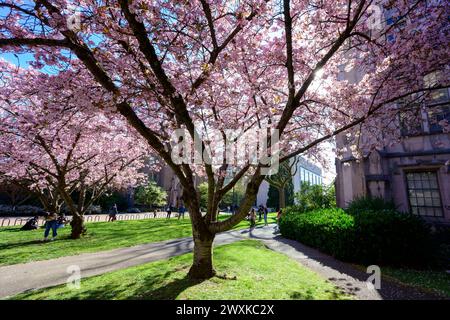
[144,275,204,300]
[88,274,200,300]
[0,227,23,233]
[289,287,349,300]
[18,269,205,300]
[289,290,316,300]
[0,239,49,251]
[0,235,74,251]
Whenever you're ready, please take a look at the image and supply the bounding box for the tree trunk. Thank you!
[182,189,216,280]
[188,232,216,279]
[70,214,86,239]
[278,187,286,209]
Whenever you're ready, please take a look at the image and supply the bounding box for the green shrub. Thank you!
[291,182,336,213]
[430,225,450,269]
[346,196,396,215]
[135,181,167,208]
[279,208,435,267]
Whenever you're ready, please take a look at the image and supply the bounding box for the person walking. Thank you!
[108,203,118,222]
[263,206,269,226]
[153,208,158,218]
[257,205,263,221]
[166,205,172,219]
[276,208,284,232]
[178,205,186,220]
[249,208,256,229]
[43,212,58,241]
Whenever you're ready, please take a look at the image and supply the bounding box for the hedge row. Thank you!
[279,208,436,267]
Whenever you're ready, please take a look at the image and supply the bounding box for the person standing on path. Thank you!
[276,208,284,232]
[257,205,263,221]
[263,206,269,226]
[43,212,58,241]
[178,205,186,220]
[166,205,172,219]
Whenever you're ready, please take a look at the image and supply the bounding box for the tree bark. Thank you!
[188,232,216,279]
[278,187,286,209]
[70,214,86,239]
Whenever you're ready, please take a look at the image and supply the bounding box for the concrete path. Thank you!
[0,225,445,300]
[0,229,243,299]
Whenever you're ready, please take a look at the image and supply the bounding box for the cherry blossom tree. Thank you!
[0,0,448,277]
[0,69,148,238]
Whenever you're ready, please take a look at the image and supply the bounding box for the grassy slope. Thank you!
[382,267,450,298]
[14,240,351,300]
[0,214,276,266]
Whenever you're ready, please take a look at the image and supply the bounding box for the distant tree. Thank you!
[96,191,129,212]
[135,181,167,208]
[221,182,246,209]
[198,182,209,211]
[0,179,33,210]
[294,182,336,212]
[265,158,299,208]
[199,181,246,211]
[267,181,294,210]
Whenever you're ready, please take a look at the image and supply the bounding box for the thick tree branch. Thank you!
[0,37,71,48]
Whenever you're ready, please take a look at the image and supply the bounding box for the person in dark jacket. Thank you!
[108,203,118,222]
[257,205,263,221]
[178,206,186,220]
[263,205,269,226]
[21,216,39,231]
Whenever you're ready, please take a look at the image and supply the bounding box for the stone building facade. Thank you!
[335,89,450,224]
[334,3,450,225]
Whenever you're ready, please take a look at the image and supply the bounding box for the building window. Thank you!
[427,103,450,134]
[424,72,449,104]
[406,171,443,217]
[399,103,424,136]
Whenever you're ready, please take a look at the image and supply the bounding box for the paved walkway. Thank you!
[0,225,445,300]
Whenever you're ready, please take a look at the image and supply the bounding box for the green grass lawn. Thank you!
[0,214,276,266]
[382,267,450,298]
[13,240,351,300]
